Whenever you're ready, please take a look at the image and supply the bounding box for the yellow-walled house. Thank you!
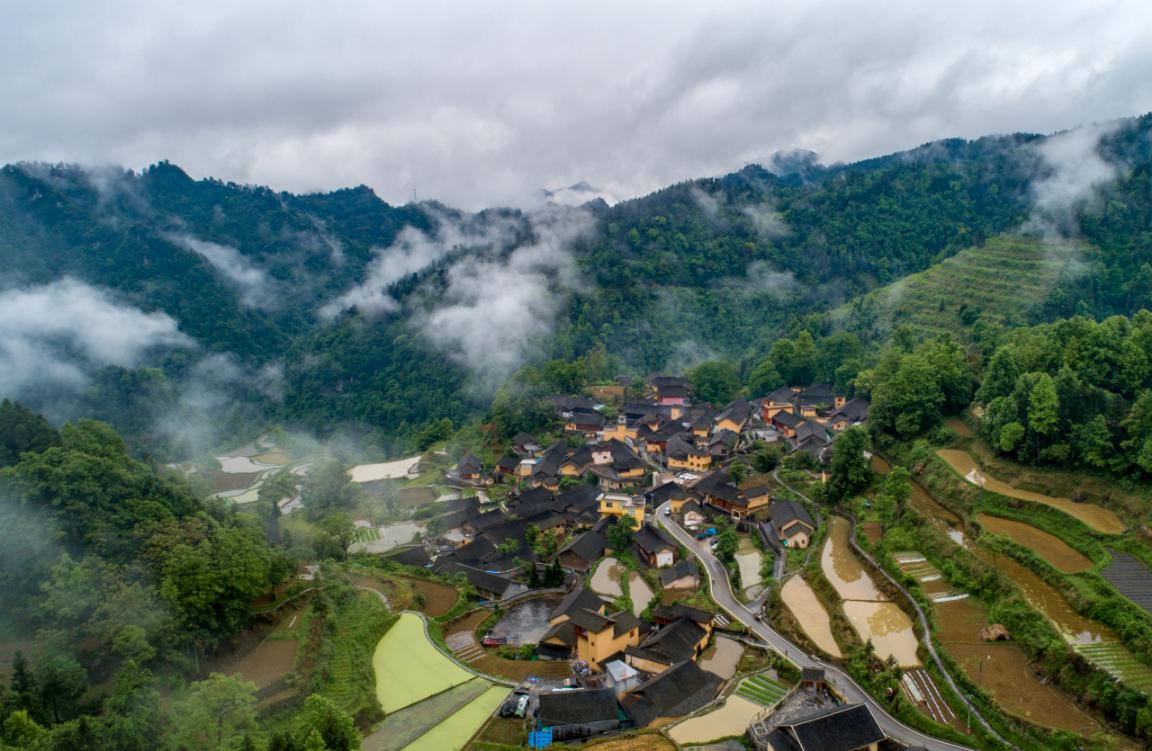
[599,493,645,525]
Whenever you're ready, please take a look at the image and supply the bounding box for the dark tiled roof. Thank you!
[621,660,722,727]
[649,375,687,389]
[773,411,802,428]
[769,500,815,533]
[765,386,797,403]
[556,483,602,512]
[645,481,689,505]
[831,397,870,421]
[558,530,607,564]
[659,560,699,586]
[625,618,706,666]
[387,546,431,568]
[537,688,619,726]
[458,452,483,472]
[437,561,521,597]
[634,524,677,556]
[495,454,519,472]
[716,399,753,425]
[568,607,613,632]
[651,604,713,624]
[769,703,884,751]
[550,587,606,621]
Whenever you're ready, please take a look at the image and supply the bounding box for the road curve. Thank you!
[656,501,979,751]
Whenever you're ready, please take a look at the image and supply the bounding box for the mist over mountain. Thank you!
[1,113,1150,457]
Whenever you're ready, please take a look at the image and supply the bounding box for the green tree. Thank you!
[606,516,637,551]
[975,348,1020,404]
[752,443,784,473]
[0,399,60,468]
[317,513,357,560]
[688,361,741,405]
[294,694,358,751]
[102,661,162,751]
[34,655,87,724]
[166,673,259,751]
[713,529,738,563]
[827,426,872,502]
[1027,373,1060,437]
[302,459,358,520]
[728,461,749,485]
[0,710,45,749]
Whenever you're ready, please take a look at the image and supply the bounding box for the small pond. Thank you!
[489,597,562,644]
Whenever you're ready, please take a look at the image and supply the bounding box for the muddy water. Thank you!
[971,544,1114,644]
[934,597,1103,736]
[842,601,920,667]
[822,517,885,601]
[628,572,655,616]
[937,449,1125,534]
[699,636,744,679]
[668,695,763,744]
[735,537,764,594]
[490,598,561,644]
[780,576,842,657]
[975,513,1093,573]
[591,557,624,597]
[944,417,975,438]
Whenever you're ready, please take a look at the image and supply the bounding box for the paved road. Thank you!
[656,501,979,751]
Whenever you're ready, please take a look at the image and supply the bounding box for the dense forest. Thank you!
[1,113,1149,457]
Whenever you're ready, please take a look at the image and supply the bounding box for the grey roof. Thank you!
[621,660,722,727]
[437,561,521,598]
[772,410,803,428]
[458,452,483,472]
[537,688,620,726]
[558,530,607,565]
[634,524,677,556]
[625,618,706,666]
[831,397,870,421]
[716,399,753,425]
[550,587,606,621]
[660,560,699,586]
[769,499,816,534]
[766,703,884,751]
[650,603,713,624]
[766,386,797,403]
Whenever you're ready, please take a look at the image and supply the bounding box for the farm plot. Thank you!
[1074,643,1152,693]
[373,612,474,713]
[403,684,507,751]
[736,674,790,707]
[1102,552,1152,614]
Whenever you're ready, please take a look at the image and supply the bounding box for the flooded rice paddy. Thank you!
[374,612,474,713]
[591,557,653,616]
[822,517,919,666]
[975,514,1093,573]
[841,601,920,667]
[403,684,507,751]
[821,517,885,602]
[698,636,744,679]
[350,455,422,483]
[735,537,764,597]
[351,521,427,554]
[667,695,762,744]
[933,597,1102,736]
[937,449,1125,534]
[779,576,841,657]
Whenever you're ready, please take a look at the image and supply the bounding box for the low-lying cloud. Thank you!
[319,217,515,320]
[166,233,276,308]
[0,278,192,395]
[1027,121,1123,235]
[416,205,592,393]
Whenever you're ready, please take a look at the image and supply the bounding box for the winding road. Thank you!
[656,500,982,751]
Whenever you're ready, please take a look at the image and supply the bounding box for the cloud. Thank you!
[1027,121,1123,235]
[152,353,284,458]
[319,215,516,320]
[742,205,790,239]
[1,2,1150,209]
[0,278,192,396]
[165,233,275,308]
[416,205,592,393]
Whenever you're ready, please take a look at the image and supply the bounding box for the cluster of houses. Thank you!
[376,376,904,748]
[452,378,867,492]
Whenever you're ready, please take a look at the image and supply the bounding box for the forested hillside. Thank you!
[2,114,1152,456]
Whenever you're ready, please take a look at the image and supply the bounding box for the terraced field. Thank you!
[1102,552,1152,614]
[837,235,1081,339]
[736,674,790,707]
[1074,643,1152,693]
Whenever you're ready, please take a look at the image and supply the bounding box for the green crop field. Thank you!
[1075,643,1152,693]
[837,235,1082,340]
[404,685,508,751]
[352,526,381,543]
[374,612,475,713]
[736,674,790,707]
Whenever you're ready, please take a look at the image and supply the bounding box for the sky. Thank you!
[2,0,1150,210]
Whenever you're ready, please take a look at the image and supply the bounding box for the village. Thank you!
[310,375,909,751]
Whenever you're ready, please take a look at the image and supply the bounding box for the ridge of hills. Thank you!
[1,112,1151,454]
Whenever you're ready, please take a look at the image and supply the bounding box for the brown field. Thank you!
[397,486,438,506]
[975,513,1093,573]
[200,609,303,689]
[403,576,461,617]
[472,716,525,747]
[862,521,883,545]
[578,732,677,751]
